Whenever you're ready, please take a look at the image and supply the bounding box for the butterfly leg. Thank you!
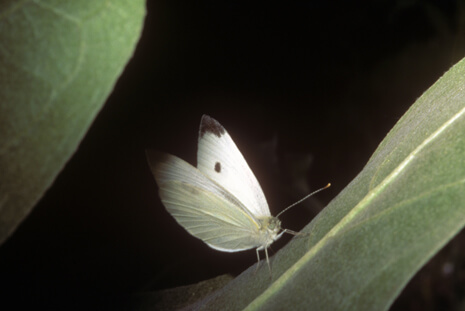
[264,247,272,278]
[283,229,303,236]
[255,247,273,278]
[255,248,261,273]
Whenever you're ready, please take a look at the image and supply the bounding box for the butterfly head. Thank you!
[258,216,282,245]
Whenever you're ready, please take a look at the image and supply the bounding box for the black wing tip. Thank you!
[199,114,226,138]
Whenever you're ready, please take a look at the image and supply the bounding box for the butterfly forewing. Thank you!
[147,151,264,252]
[197,115,271,218]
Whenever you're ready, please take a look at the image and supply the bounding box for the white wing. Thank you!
[197,115,270,218]
[146,151,264,252]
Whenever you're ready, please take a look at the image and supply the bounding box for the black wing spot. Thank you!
[199,115,226,138]
[214,162,221,173]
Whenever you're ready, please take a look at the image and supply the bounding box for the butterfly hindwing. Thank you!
[146,151,264,252]
[197,115,271,218]
[160,180,265,252]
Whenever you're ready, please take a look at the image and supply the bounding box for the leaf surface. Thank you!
[0,0,145,245]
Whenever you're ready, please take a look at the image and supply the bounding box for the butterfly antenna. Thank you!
[276,183,331,218]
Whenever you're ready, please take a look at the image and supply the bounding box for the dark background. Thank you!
[1,0,465,309]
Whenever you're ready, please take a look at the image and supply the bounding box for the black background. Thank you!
[1,0,465,309]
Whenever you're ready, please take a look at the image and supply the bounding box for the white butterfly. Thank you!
[147,115,329,274]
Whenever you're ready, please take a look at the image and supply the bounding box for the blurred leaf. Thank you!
[129,275,233,311]
[0,0,145,245]
[146,56,465,310]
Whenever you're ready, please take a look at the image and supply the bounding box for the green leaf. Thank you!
[0,0,145,245]
[147,57,465,310]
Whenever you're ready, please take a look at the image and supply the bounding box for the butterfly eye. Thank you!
[214,162,221,173]
[268,218,281,230]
